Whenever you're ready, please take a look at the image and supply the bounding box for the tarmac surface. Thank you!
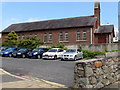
[2,57,76,87]
[0,68,66,88]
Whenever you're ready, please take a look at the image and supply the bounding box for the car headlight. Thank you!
[34,52,38,55]
[17,53,21,54]
[5,52,9,54]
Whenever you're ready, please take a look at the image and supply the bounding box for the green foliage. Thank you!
[51,43,67,50]
[106,50,120,52]
[82,50,105,59]
[79,46,105,59]
[79,45,82,50]
[6,31,18,40]
[104,48,108,52]
[2,31,18,46]
[18,36,44,49]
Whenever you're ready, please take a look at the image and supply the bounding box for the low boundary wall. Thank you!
[74,53,120,88]
[40,43,120,52]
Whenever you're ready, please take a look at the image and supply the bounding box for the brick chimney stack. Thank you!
[94,2,100,27]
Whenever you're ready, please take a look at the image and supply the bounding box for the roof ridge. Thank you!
[12,15,95,25]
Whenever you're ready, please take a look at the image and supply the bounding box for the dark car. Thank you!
[27,48,48,59]
[12,48,32,58]
[1,47,20,57]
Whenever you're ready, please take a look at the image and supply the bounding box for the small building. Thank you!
[1,2,115,45]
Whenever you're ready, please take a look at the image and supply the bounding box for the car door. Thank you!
[58,49,64,58]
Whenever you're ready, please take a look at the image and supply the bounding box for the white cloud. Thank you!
[27,17,41,22]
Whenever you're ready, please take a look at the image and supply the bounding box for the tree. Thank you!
[2,31,18,46]
[18,36,44,49]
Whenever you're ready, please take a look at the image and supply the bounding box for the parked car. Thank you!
[42,48,66,60]
[0,46,9,56]
[61,49,83,61]
[0,46,9,51]
[12,48,32,58]
[1,47,20,57]
[27,48,48,59]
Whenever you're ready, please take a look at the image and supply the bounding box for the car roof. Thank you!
[34,48,47,49]
[51,48,61,49]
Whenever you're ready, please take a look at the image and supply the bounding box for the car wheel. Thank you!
[9,53,12,57]
[22,54,25,58]
[54,55,57,60]
[37,55,41,59]
[61,58,64,61]
[74,56,77,61]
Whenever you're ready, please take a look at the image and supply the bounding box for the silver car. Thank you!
[61,49,83,61]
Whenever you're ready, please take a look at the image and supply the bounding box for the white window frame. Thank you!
[22,34,24,39]
[44,33,47,42]
[29,34,32,37]
[35,34,37,37]
[76,31,80,41]
[65,32,69,41]
[49,33,52,42]
[18,35,21,40]
[82,30,87,40]
[59,32,63,41]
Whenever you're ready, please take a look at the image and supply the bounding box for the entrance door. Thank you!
[98,35,106,43]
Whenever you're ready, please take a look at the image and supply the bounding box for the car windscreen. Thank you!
[1,47,6,50]
[33,48,42,52]
[66,49,76,52]
[18,49,27,52]
[6,48,14,51]
[48,49,57,52]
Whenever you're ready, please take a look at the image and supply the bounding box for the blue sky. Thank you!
[1,2,118,32]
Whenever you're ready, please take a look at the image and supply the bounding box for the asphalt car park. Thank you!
[1,56,82,87]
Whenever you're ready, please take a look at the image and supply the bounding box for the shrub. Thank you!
[2,31,18,47]
[82,50,105,59]
[51,43,67,50]
[18,36,44,49]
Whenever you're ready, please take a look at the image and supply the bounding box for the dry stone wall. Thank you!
[74,56,120,88]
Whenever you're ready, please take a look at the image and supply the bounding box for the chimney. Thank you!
[94,2,100,27]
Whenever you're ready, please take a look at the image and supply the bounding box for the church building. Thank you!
[2,2,115,45]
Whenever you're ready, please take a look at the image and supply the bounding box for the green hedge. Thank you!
[82,50,105,59]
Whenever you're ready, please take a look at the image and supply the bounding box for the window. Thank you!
[59,32,63,41]
[35,34,37,37]
[21,34,24,39]
[82,30,87,40]
[49,33,52,42]
[44,33,47,42]
[18,35,21,40]
[77,31,80,40]
[58,49,63,52]
[29,34,32,37]
[65,32,69,41]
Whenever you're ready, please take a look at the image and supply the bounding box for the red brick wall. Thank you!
[94,33,114,44]
[2,27,93,45]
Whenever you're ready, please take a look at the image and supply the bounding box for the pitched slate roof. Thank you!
[94,25,115,36]
[2,16,97,33]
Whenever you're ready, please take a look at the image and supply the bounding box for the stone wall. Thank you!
[66,43,120,51]
[40,43,120,52]
[74,54,120,88]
